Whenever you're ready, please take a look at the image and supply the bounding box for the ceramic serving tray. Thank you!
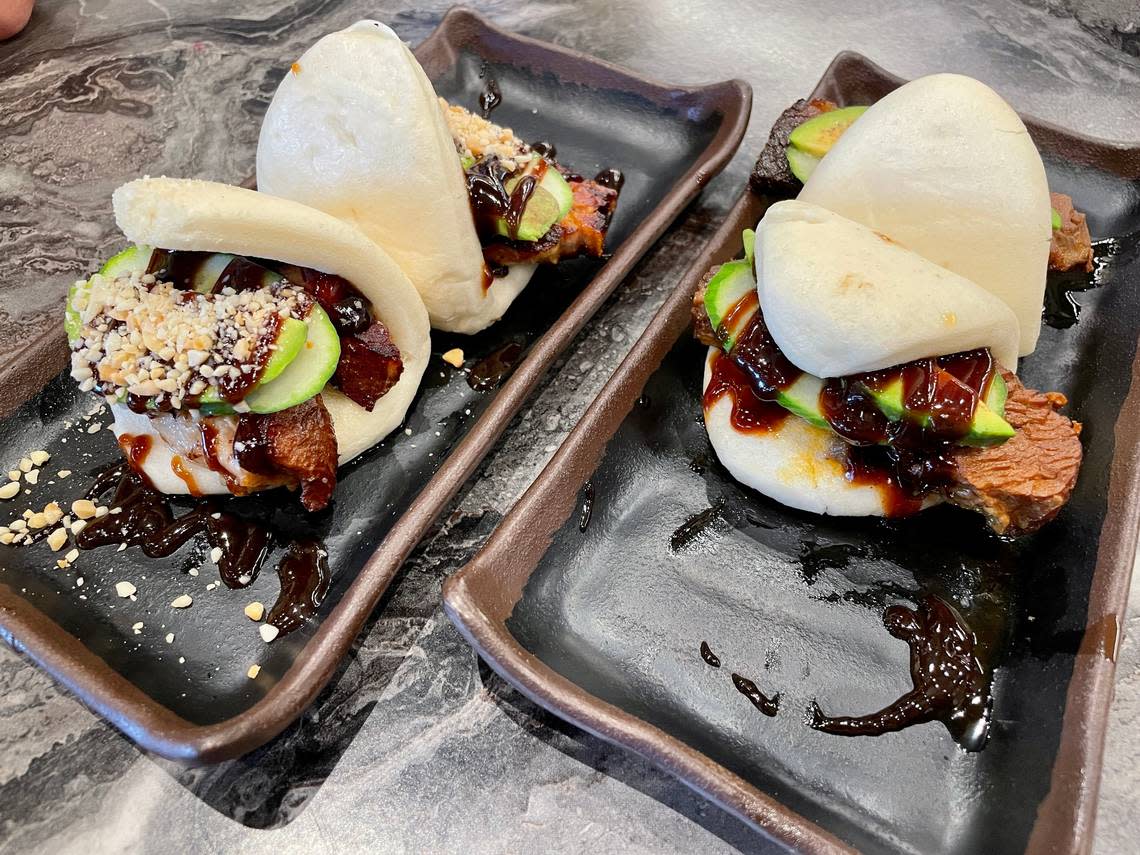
[0,6,750,763]
[443,52,1140,854]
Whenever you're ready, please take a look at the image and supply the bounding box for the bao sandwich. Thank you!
[695,74,1085,536]
[256,21,622,334]
[67,177,431,511]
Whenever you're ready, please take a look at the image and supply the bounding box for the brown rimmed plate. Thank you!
[443,51,1140,854]
[0,6,750,763]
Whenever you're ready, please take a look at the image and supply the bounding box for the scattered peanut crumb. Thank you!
[7,471,18,482]
[247,664,261,679]
[259,624,279,643]
[86,423,102,434]
[244,602,265,621]
[94,506,109,518]
[71,499,97,519]
[64,548,79,564]
[70,519,87,535]
[442,348,465,368]
[18,458,33,473]
[0,483,20,500]
[29,451,50,466]
[171,594,193,609]
[46,529,68,551]
[27,513,48,530]
[24,470,38,485]
[115,581,137,598]
[178,657,185,664]
[188,568,199,577]
[209,546,223,564]
[58,470,72,478]
[132,621,143,634]
[165,633,175,643]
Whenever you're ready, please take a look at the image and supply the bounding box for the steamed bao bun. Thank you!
[754,200,1020,376]
[799,73,1052,357]
[702,350,941,516]
[257,20,536,334]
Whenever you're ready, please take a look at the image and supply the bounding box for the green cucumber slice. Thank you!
[68,245,155,343]
[703,259,755,351]
[787,105,869,158]
[244,304,340,415]
[494,157,574,242]
[785,145,822,184]
[1051,207,1062,231]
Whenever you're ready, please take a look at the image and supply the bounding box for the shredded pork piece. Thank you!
[749,98,837,196]
[1049,192,1094,273]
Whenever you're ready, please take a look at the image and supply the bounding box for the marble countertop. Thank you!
[2,1,1138,852]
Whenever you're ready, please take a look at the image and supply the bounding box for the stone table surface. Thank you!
[1,0,1138,853]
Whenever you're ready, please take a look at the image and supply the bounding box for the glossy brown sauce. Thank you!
[467,340,525,392]
[702,350,790,434]
[593,168,626,194]
[478,64,501,118]
[709,289,999,512]
[669,499,725,551]
[169,455,202,496]
[199,421,243,494]
[732,672,780,717]
[699,640,721,668]
[808,595,991,751]
[578,480,594,533]
[266,540,330,634]
[465,156,545,240]
[77,464,327,635]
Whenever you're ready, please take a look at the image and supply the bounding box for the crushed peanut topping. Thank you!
[440,99,528,170]
[69,270,312,410]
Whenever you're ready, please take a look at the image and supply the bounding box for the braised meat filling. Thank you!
[442,99,619,274]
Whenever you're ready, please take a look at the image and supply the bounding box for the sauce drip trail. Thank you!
[732,672,780,717]
[808,595,992,751]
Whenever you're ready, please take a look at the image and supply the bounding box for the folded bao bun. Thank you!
[108,177,431,496]
[256,20,534,334]
[798,73,1051,357]
[702,350,939,517]
[755,200,1021,376]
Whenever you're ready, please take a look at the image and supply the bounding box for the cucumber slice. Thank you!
[703,259,755,350]
[260,318,309,385]
[787,105,869,158]
[67,245,155,343]
[868,375,1014,446]
[100,244,153,279]
[777,374,828,430]
[785,146,822,184]
[1051,207,1062,231]
[244,304,340,414]
[494,157,574,242]
[742,229,756,266]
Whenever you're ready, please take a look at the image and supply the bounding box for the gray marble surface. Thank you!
[1,1,1138,853]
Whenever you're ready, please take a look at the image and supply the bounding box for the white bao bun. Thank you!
[108,176,431,496]
[702,349,940,517]
[256,20,536,334]
[799,73,1051,357]
[755,200,1021,376]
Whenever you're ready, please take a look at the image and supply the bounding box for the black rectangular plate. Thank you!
[0,7,750,762]
[444,52,1140,854]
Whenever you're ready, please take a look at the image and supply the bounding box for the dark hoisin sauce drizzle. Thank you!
[706,287,999,512]
[732,672,780,717]
[467,340,525,392]
[593,168,626,194]
[465,156,543,241]
[478,63,501,118]
[699,641,721,668]
[76,459,327,636]
[267,540,330,634]
[808,595,991,751]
